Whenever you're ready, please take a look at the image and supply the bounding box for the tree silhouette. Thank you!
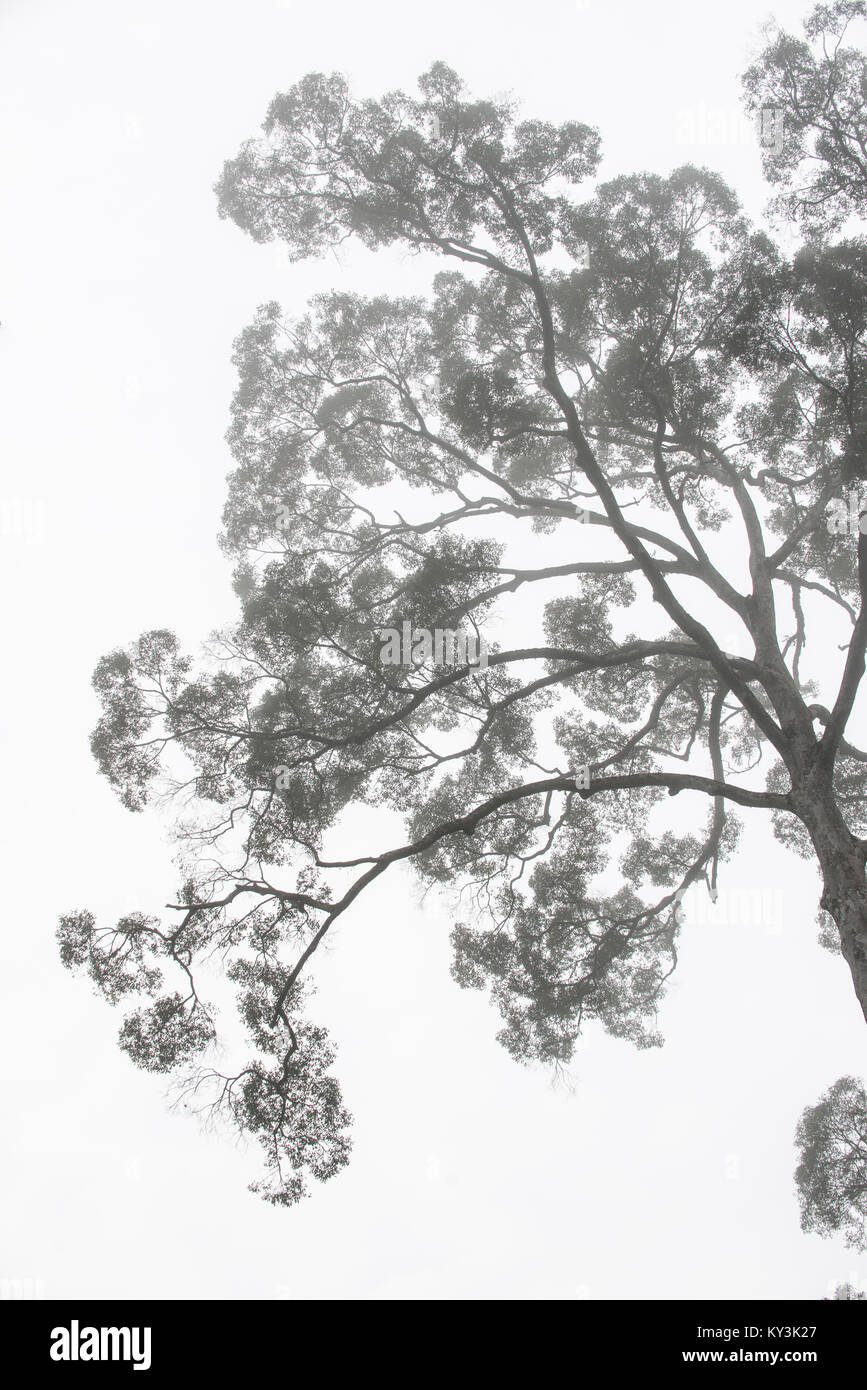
[60,4,867,1205]
[742,1,867,236]
[796,1075,867,1251]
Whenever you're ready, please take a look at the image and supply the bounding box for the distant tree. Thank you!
[742,1,867,239]
[796,1075,867,1251]
[60,3,867,1204]
[828,1280,867,1297]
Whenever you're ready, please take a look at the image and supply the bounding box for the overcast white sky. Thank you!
[2,0,866,1301]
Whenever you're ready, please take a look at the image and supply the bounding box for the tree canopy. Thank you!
[796,1075,867,1252]
[60,2,867,1207]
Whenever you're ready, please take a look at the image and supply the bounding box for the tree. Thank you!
[828,1281,867,1297]
[59,5,867,1206]
[796,1075,867,1251]
[742,1,867,237]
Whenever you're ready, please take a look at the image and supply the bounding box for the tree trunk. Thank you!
[797,779,867,1026]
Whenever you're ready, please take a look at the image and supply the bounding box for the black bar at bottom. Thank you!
[0,1298,862,1374]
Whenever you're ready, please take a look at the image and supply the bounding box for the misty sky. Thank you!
[1,0,865,1299]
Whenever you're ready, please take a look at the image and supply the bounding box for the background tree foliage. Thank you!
[795,1075,867,1251]
[60,2,867,1207]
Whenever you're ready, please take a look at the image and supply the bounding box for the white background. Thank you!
[1,0,865,1299]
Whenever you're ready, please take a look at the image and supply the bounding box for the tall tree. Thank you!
[60,5,867,1205]
[796,1075,867,1251]
[742,0,867,236]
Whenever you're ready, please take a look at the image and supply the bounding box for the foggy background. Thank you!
[1,0,864,1299]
